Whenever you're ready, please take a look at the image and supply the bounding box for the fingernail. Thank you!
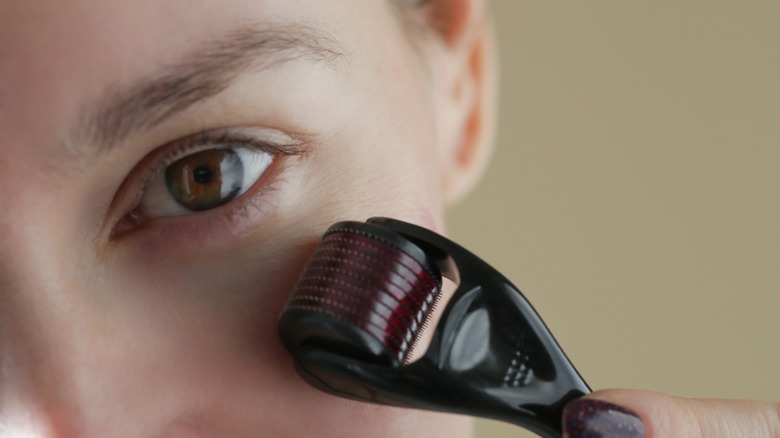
[563,398,646,438]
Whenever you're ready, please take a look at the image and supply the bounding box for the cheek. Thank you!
[290,76,444,235]
[297,116,445,236]
[89,235,448,436]
[106,226,312,338]
[81,234,305,423]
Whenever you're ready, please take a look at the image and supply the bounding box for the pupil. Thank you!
[193,165,212,184]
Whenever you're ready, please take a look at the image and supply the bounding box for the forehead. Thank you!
[0,0,348,167]
[0,0,253,117]
[0,0,420,180]
[0,0,318,81]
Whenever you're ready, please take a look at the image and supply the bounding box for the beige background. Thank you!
[447,1,780,437]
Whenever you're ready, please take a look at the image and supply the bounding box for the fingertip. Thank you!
[563,395,646,438]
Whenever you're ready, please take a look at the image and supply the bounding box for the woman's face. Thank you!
[0,0,490,436]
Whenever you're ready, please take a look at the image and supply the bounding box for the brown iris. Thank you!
[165,149,243,211]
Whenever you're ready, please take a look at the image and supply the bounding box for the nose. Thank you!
[0,229,93,437]
[0,400,77,438]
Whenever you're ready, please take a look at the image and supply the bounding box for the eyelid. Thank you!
[146,127,310,178]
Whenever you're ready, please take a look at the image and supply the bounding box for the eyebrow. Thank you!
[79,22,344,150]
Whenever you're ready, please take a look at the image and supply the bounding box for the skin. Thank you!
[2,1,776,437]
[0,0,494,436]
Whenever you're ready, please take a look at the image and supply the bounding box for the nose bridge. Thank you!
[0,220,86,435]
[0,210,66,327]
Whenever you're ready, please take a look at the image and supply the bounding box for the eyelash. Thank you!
[109,128,307,244]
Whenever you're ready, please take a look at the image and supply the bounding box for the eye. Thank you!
[111,128,309,239]
[142,146,273,217]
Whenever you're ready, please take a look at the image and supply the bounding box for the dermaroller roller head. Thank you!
[278,218,591,437]
[278,221,443,366]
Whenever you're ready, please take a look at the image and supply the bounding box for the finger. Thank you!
[563,389,780,438]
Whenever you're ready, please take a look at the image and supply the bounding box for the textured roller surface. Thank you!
[279,222,442,366]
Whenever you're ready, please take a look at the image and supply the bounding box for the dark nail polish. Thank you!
[563,399,646,438]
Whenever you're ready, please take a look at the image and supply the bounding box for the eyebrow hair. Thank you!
[80,22,344,150]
